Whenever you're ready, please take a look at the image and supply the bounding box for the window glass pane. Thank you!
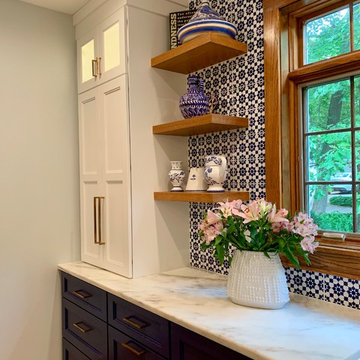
[307,132,352,182]
[356,76,360,127]
[355,131,360,180]
[305,7,350,64]
[354,2,360,50]
[306,79,351,133]
[81,39,95,83]
[104,22,120,72]
[308,184,353,232]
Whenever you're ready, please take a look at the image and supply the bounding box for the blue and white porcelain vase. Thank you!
[179,76,210,119]
[177,0,237,44]
[204,155,227,192]
[168,161,186,192]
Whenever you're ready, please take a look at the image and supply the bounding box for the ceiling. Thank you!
[20,0,89,15]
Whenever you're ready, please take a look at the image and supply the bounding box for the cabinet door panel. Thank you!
[108,326,165,360]
[171,324,250,360]
[77,30,99,93]
[100,76,132,277]
[79,89,103,268]
[98,8,126,84]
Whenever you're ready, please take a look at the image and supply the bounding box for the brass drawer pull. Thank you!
[122,316,148,330]
[96,57,102,78]
[72,321,93,334]
[72,289,92,300]
[121,341,145,356]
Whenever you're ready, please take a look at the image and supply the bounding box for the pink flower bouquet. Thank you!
[199,199,319,268]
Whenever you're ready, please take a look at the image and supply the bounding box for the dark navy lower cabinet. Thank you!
[61,272,252,360]
[108,325,165,360]
[63,338,90,360]
[171,323,251,360]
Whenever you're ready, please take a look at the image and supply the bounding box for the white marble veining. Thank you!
[58,262,360,360]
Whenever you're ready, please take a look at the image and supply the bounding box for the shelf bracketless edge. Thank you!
[154,191,250,203]
[151,33,247,74]
[153,114,248,136]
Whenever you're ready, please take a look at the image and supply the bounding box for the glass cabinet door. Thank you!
[77,30,99,94]
[98,8,126,83]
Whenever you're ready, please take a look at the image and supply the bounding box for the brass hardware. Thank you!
[97,196,105,245]
[122,316,148,330]
[92,59,98,78]
[121,341,145,356]
[72,289,91,300]
[93,197,98,244]
[96,57,102,78]
[72,321,93,333]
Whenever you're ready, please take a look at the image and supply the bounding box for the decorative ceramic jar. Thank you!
[177,0,237,44]
[168,161,186,192]
[179,76,210,119]
[227,250,290,309]
[204,155,227,192]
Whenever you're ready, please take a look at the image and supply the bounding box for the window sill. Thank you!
[280,241,360,280]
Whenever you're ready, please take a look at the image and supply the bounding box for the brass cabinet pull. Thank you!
[72,321,93,334]
[92,59,98,78]
[72,289,91,300]
[122,316,148,330]
[93,197,98,244]
[96,57,102,78]
[98,196,105,245]
[121,341,145,356]
[93,197,105,245]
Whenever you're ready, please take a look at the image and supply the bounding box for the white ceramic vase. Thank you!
[204,155,227,192]
[227,250,290,309]
[168,161,185,192]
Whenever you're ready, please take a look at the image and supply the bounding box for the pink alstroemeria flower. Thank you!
[267,206,289,224]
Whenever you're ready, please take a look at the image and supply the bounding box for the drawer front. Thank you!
[63,298,107,360]
[61,272,107,321]
[108,294,169,358]
[109,326,166,360]
[171,323,250,360]
[63,338,90,360]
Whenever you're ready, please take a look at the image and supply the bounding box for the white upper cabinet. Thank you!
[77,8,126,94]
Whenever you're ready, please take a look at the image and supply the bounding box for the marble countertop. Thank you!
[58,262,360,360]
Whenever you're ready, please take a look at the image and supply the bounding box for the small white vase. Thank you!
[227,250,290,309]
[168,161,185,192]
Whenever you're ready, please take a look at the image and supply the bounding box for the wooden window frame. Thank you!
[264,0,360,279]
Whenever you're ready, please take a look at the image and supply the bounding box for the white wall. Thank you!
[0,1,79,359]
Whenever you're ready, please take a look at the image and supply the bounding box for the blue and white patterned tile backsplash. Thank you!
[187,0,360,311]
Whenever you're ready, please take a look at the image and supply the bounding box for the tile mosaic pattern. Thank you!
[188,0,265,275]
[187,0,360,310]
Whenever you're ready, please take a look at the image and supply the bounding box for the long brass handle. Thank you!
[122,316,148,330]
[72,321,93,334]
[98,196,105,245]
[72,289,91,300]
[93,197,98,244]
[96,57,102,78]
[92,59,98,78]
[121,341,145,356]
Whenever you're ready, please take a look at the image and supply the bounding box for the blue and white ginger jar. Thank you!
[177,0,237,44]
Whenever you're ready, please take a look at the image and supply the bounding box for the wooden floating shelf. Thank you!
[151,33,247,74]
[154,191,249,203]
[153,114,248,136]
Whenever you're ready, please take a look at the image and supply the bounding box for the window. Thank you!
[264,0,360,278]
[302,75,360,233]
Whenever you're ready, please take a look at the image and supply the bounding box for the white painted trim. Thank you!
[74,0,187,26]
